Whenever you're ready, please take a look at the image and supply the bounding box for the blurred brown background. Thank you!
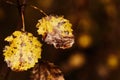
[0,0,120,80]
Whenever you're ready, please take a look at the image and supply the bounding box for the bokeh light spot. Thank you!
[78,34,92,48]
[68,52,85,68]
[107,54,119,69]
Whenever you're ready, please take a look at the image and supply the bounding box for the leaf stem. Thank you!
[17,0,26,31]
[31,5,48,16]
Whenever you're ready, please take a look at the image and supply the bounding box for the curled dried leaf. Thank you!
[36,15,74,49]
[31,61,64,80]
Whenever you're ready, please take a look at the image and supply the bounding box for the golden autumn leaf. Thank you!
[3,31,42,71]
[36,15,74,49]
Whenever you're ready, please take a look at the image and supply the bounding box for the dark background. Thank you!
[0,0,120,80]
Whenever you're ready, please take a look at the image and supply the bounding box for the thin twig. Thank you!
[5,0,17,6]
[30,5,48,16]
